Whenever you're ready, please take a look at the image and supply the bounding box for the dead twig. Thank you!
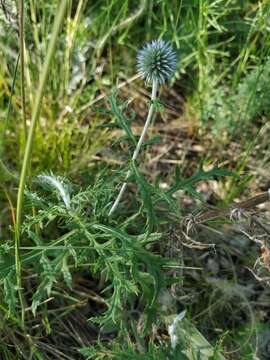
[184,190,270,226]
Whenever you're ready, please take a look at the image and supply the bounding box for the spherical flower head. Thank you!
[137,39,177,85]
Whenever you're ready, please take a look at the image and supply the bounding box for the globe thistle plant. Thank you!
[109,40,177,216]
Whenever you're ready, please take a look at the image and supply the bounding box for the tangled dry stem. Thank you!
[181,190,270,230]
[180,189,270,282]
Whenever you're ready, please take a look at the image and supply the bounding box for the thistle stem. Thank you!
[15,0,68,328]
[109,79,158,216]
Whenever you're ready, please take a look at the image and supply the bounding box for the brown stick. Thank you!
[195,191,270,223]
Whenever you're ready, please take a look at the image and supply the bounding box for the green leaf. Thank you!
[169,316,227,360]
[131,161,156,231]
[143,135,161,147]
[31,274,56,316]
[108,93,137,146]
[3,272,17,315]
[61,257,72,288]
[168,166,233,196]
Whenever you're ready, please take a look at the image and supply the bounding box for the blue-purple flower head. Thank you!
[137,39,177,85]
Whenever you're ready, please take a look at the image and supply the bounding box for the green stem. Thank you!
[0,160,17,182]
[18,0,27,144]
[29,0,42,72]
[63,0,85,97]
[0,54,20,182]
[108,79,158,216]
[0,54,20,156]
[15,0,69,328]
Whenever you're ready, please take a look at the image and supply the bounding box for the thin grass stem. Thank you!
[0,53,19,182]
[0,54,20,155]
[15,0,69,328]
[18,0,27,144]
[0,160,17,181]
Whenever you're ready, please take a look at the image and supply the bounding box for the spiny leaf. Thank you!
[3,272,17,315]
[108,93,137,146]
[131,161,156,231]
[168,166,233,196]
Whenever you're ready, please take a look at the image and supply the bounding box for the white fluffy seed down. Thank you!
[37,174,71,209]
